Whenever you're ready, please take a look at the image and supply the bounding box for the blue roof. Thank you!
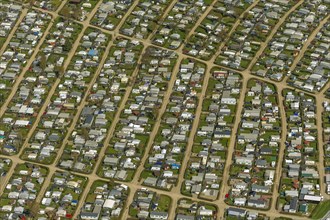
[4,145,15,150]
[88,49,97,56]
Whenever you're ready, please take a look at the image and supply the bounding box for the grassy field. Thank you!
[311,200,330,219]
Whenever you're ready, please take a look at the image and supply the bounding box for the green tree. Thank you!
[81,128,89,140]
[54,65,65,77]
[218,29,227,41]
[63,39,72,52]
[73,6,82,20]
[39,53,47,72]
[61,6,71,20]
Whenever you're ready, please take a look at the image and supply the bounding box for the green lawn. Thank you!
[129,207,138,217]
[311,200,330,219]
[158,195,171,212]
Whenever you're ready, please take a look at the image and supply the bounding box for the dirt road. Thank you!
[0,8,28,55]
[0,11,54,118]
[120,54,184,219]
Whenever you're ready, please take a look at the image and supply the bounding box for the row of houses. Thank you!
[280,90,322,215]
[0,3,22,43]
[34,0,63,11]
[183,69,241,200]
[38,171,87,219]
[29,28,108,166]
[175,199,217,220]
[60,0,98,21]
[11,20,80,164]
[226,207,268,220]
[91,0,133,30]
[99,47,178,181]
[253,0,330,83]
[79,181,129,220]
[42,19,82,55]
[129,188,171,219]
[0,157,11,180]
[152,0,209,49]
[0,163,48,220]
[226,79,280,210]
[324,102,330,195]
[59,38,142,173]
[120,0,171,39]
[216,0,296,70]
[183,0,254,60]
[142,59,206,190]
[287,21,330,93]
[10,19,82,164]
[0,9,51,155]
[326,88,330,98]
